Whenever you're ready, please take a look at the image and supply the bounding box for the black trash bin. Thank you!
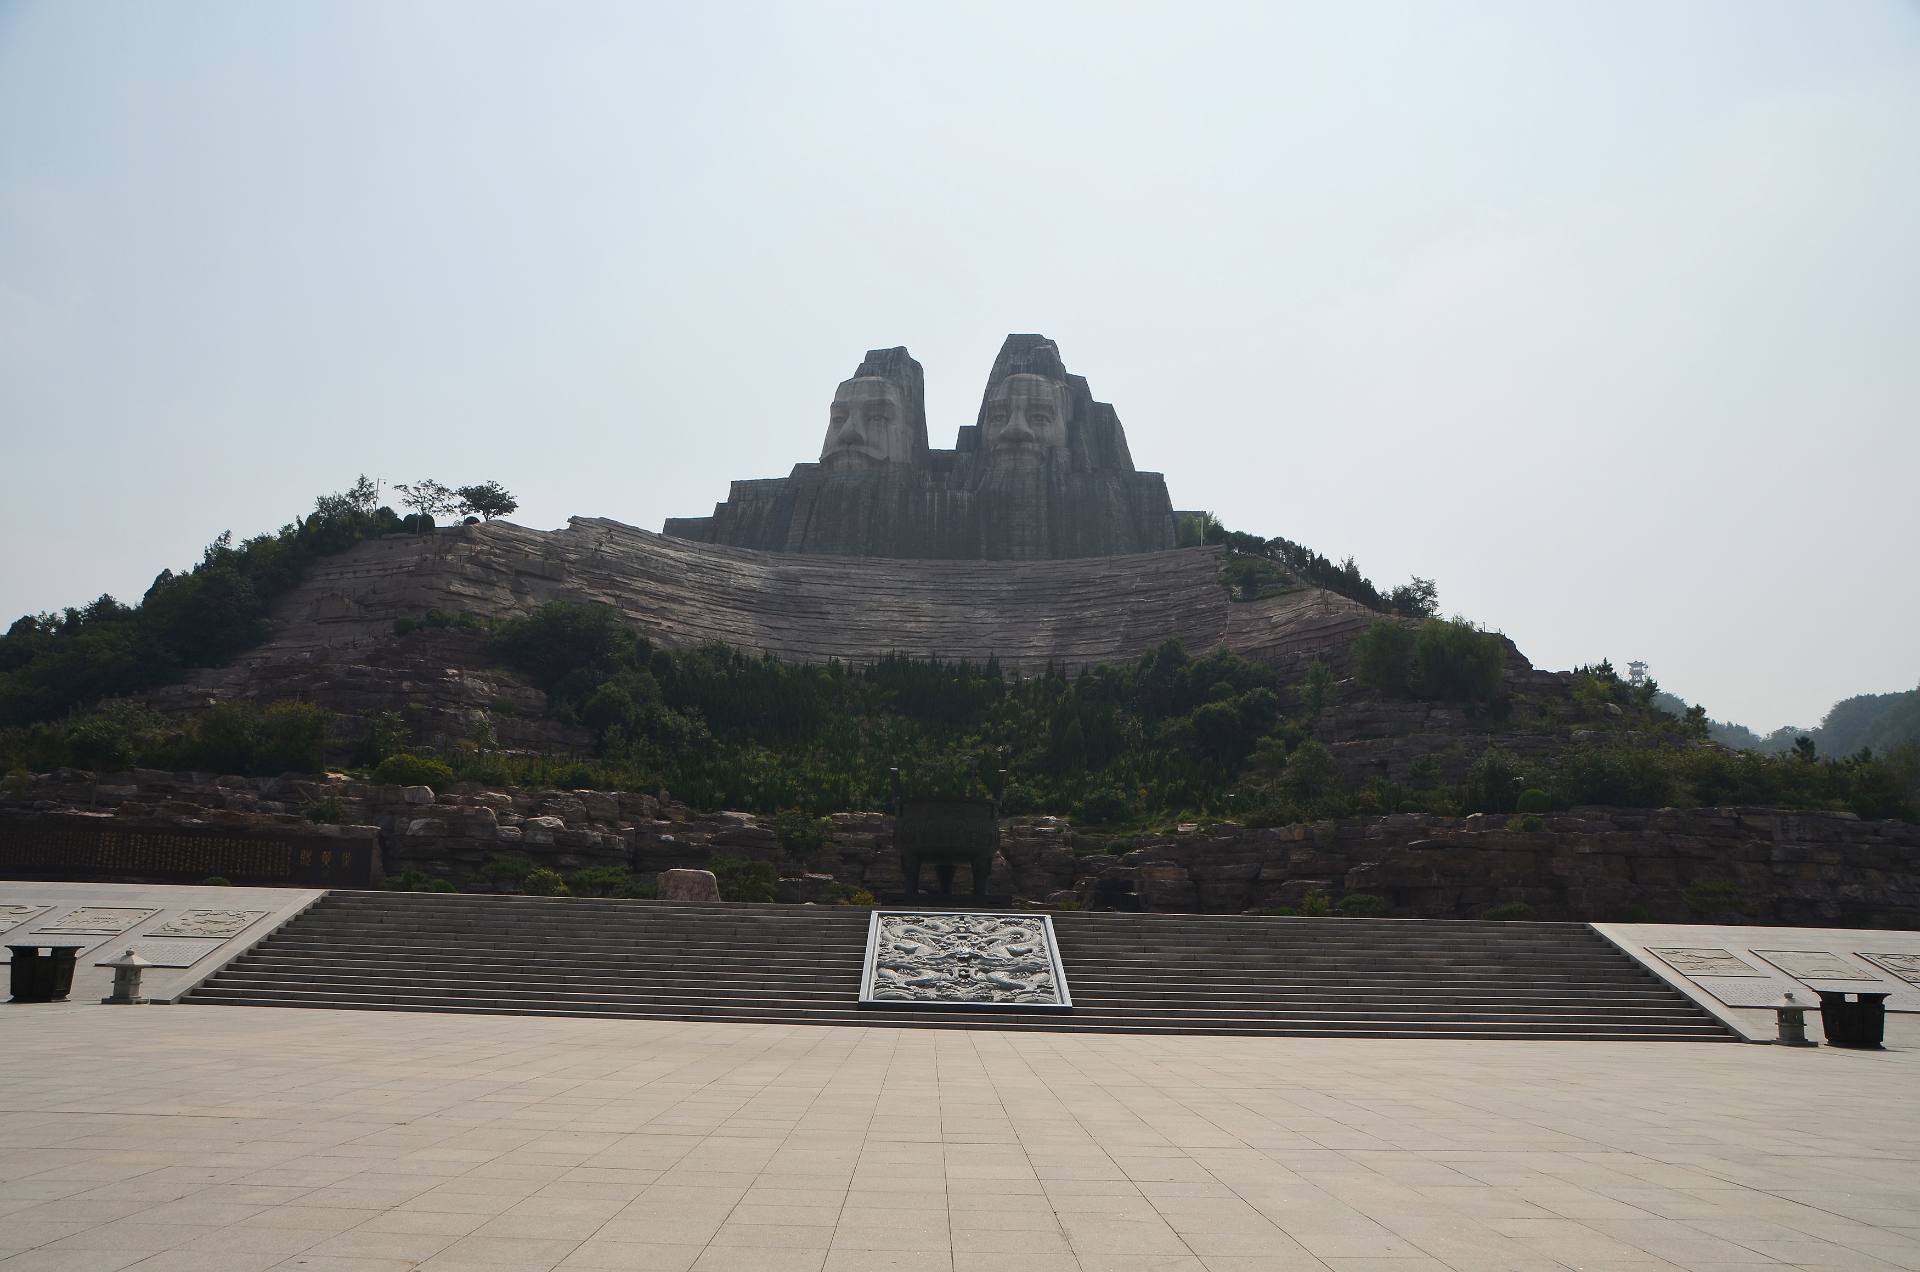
[7,945,80,1003]
[1816,990,1889,1050]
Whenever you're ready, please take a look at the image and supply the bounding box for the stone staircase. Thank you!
[186,892,1732,1040]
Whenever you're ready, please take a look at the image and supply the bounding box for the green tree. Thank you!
[1352,621,1415,697]
[1412,619,1504,703]
[394,478,461,518]
[456,482,519,521]
[1387,577,1439,618]
[1302,658,1331,720]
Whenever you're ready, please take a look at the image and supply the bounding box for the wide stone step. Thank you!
[187,893,1730,1042]
[301,927,1606,958]
[184,992,1730,1040]
[221,958,1678,998]
[188,984,1714,1025]
[208,970,1689,1011]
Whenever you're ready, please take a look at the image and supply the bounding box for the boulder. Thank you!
[658,868,722,903]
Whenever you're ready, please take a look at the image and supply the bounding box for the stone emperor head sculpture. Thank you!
[820,346,929,469]
[976,335,1139,473]
[981,373,1072,462]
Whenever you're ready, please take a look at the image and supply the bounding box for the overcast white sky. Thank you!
[2,1,1915,731]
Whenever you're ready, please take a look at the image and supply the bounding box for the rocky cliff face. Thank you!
[8,769,1914,928]
[166,518,1385,708]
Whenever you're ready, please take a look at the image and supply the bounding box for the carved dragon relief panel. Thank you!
[860,911,1071,1008]
[1861,952,1920,987]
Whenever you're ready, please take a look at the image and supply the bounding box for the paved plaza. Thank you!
[2,1006,1917,1272]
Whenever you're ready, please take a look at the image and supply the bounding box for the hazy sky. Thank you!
[3,1,1916,731]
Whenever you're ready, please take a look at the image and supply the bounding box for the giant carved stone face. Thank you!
[821,377,915,468]
[982,373,1070,462]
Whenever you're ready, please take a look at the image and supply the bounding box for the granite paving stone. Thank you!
[3,1005,1920,1272]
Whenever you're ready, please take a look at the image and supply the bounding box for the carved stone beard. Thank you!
[981,374,1070,465]
[821,378,915,468]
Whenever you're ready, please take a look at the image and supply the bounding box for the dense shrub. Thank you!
[380,870,455,892]
[1464,746,1525,814]
[1335,892,1387,916]
[483,607,1306,819]
[1355,619,1504,703]
[1413,620,1504,703]
[479,853,536,890]
[303,794,350,824]
[570,866,654,899]
[711,855,777,903]
[773,808,833,858]
[372,753,456,787]
[1353,621,1415,697]
[522,867,569,896]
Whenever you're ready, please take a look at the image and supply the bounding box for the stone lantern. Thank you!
[1772,991,1815,1047]
[100,948,153,1005]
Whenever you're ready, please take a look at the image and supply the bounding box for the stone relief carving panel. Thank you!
[1647,947,1764,977]
[148,909,267,939]
[1753,950,1878,981]
[1860,952,1920,987]
[34,907,160,935]
[93,938,222,968]
[861,911,1071,1008]
[0,904,53,934]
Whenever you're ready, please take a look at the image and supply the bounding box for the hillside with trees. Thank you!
[3,489,1915,828]
[1655,685,1920,759]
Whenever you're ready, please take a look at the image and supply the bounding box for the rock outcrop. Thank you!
[7,769,1916,928]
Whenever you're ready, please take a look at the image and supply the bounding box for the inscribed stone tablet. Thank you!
[1691,976,1806,1008]
[1858,952,1920,987]
[0,904,52,933]
[1647,947,1763,977]
[35,907,160,935]
[94,938,222,968]
[1753,950,1878,981]
[148,909,267,939]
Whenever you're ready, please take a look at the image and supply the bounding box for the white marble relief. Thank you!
[93,938,223,968]
[147,909,267,939]
[1859,952,1920,987]
[1647,947,1763,977]
[33,907,160,935]
[0,904,53,934]
[861,911,1071,1007]
[1753,949,1879,981]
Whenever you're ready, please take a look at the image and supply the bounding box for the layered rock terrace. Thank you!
[191,517,1382,695]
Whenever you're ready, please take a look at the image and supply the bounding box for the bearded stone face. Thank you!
[981,373,1070,462]
[821,377,915,468]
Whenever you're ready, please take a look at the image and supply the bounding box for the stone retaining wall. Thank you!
[4,769,1915,928]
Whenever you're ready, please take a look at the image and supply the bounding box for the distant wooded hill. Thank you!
[1655,685,1920,757]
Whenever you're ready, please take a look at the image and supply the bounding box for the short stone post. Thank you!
[101,948,153,1005]
[1772,991,1815,1047]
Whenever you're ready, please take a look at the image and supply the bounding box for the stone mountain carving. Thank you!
[664,335,1178,559]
